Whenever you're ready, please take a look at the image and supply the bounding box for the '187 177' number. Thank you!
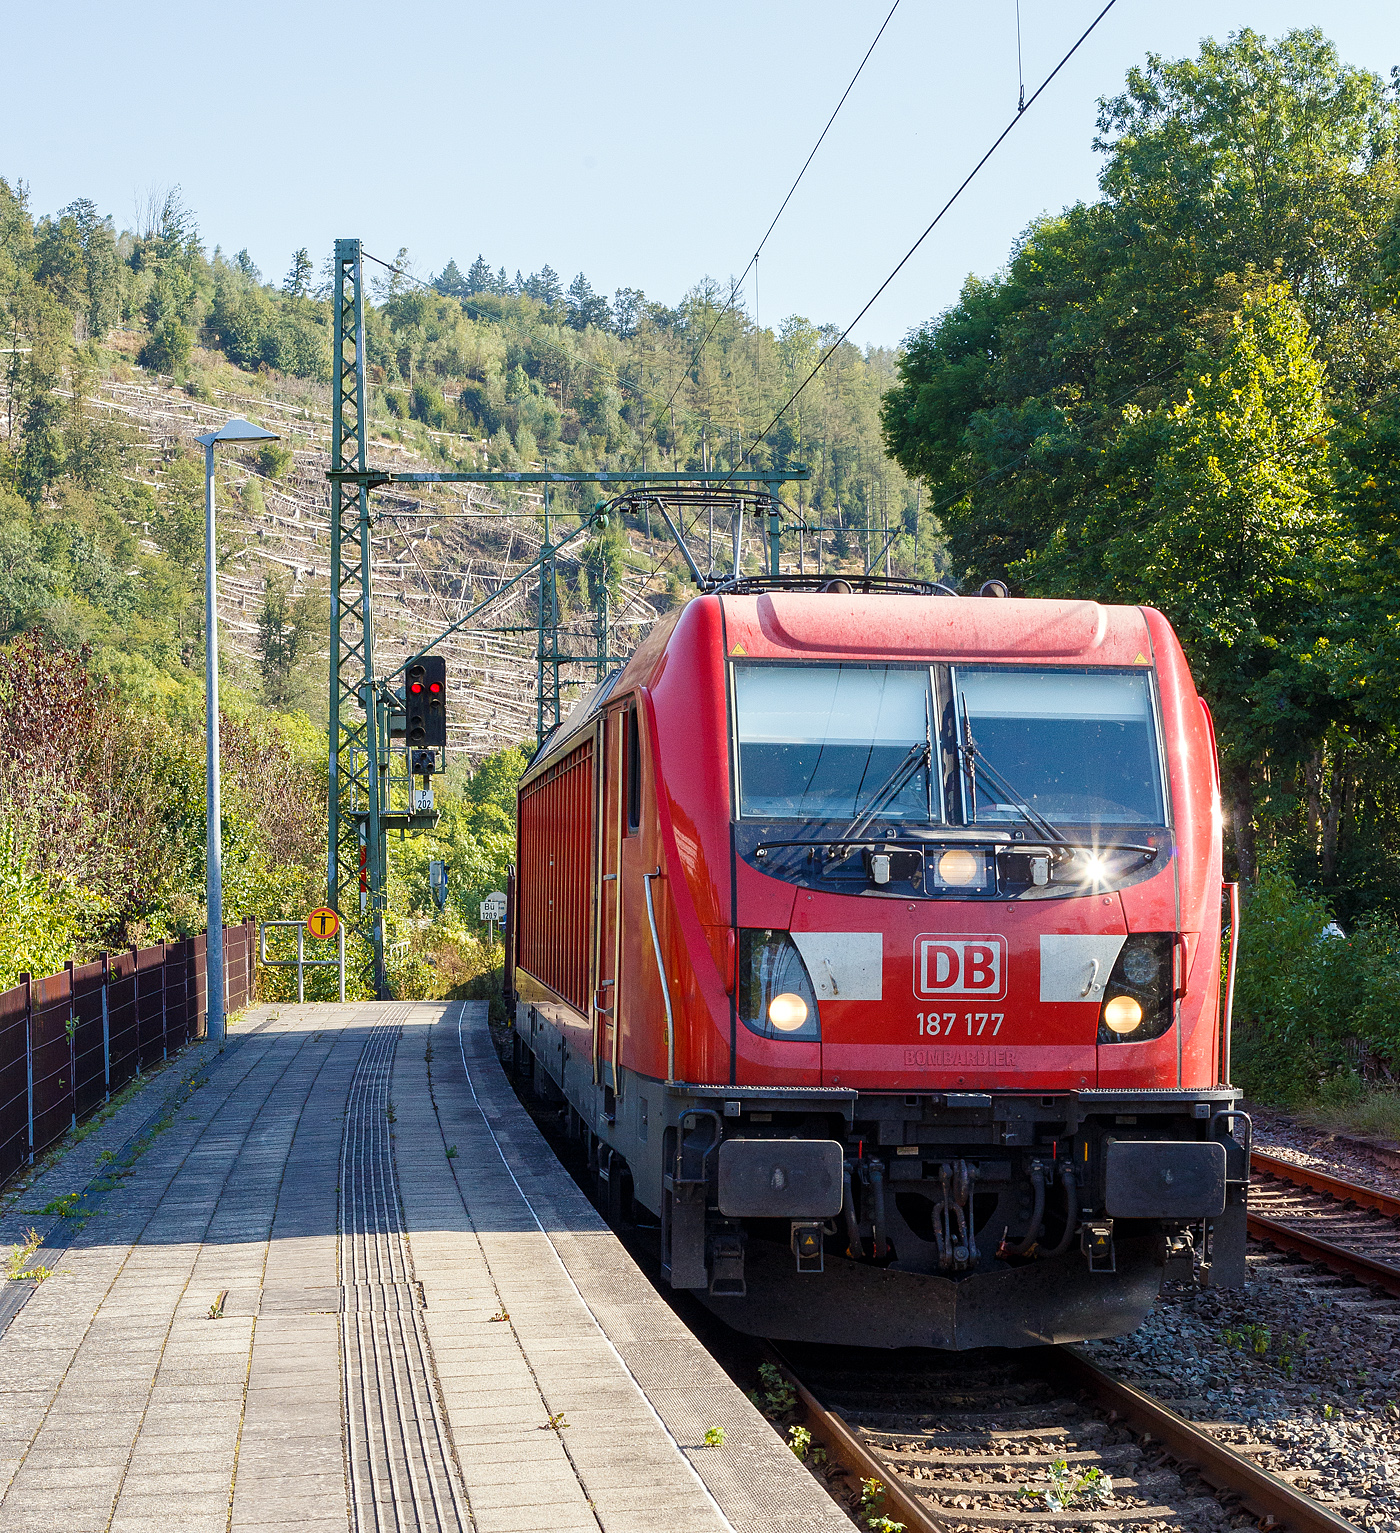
[917,1012,1005,1037]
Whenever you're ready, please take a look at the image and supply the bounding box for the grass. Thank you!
[1290,1080,1400,1142]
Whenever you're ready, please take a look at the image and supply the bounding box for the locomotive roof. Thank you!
[717,591,1156,664]
[524,592,1167,779]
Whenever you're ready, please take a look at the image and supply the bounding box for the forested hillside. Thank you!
[0,174,920,1000]
[882,28,1400,1108]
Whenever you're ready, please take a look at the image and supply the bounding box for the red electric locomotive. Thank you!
[508,580,1249,1349]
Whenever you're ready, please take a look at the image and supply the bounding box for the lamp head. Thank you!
[195,417,280,447]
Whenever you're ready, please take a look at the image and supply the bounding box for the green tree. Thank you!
[1019,285,1346,875]
[283,247,313,301]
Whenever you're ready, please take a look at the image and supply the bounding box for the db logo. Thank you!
[913,934,1008,1000]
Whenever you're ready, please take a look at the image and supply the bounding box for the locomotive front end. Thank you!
[676,590,1248,1348]
[510,585,1248,1351]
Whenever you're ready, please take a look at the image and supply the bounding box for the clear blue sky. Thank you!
[5,2,1398,347]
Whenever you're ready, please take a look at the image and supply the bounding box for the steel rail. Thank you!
[1055,1346,1364,1533]
[1246,1150,1400,1297]
[1251,1150,1400,1218]
[1246,1213,1400,1298]
[769,1343,1366,1533]
[762,1349,942,1533]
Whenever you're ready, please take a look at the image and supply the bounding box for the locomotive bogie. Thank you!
[509,590,1249,1349]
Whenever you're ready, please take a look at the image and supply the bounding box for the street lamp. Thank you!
[194,417,280,1045]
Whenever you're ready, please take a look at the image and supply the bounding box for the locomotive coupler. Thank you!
[932,1159,978,1269]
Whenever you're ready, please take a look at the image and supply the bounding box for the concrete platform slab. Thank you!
[0,1000,849,1533]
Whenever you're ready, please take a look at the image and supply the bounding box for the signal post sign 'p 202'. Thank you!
[913,934,1008,1002]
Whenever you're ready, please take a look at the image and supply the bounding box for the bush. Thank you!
[257,443,293,479]
[1233,862,1400,1102]
[411,383,449,431]
[139,317,192,376]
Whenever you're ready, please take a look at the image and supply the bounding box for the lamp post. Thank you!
[194,417,280,1045]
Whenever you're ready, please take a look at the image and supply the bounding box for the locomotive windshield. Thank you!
[956,667,1164,826]
[734,663,936,821]
[733,661,1166,829]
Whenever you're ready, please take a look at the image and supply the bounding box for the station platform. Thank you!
[0,1001,850,1533]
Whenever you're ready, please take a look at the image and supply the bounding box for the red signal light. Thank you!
[429,682,442,693]
[410,682,423,693]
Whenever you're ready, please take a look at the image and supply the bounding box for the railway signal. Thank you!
[405,655,447,753]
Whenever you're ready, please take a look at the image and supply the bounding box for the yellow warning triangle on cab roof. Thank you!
[1134,653,1149,664]
[731,643,748,656]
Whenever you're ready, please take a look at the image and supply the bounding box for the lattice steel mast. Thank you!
[325,236,810,999]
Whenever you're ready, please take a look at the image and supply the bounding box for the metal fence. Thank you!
[0,920,256,1187]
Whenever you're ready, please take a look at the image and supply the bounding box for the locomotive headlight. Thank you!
[1098,934,1175,1044]
[768,993,809,1031]
[1103,995,1144,1034]
[737,930,821,1041]
[936,848,984,887]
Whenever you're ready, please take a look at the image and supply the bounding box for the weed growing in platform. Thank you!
[5,1228,42,1278]
[385,1100,397,1124]
[490,1304,509,1322]
[543,1412,568,1431]
[445,1145,458,1159]
[35,1192,84,1218]
[702,1428,725,1447]
[207,1289,228,1319]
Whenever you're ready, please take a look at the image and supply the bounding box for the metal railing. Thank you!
[0,922,256,1185]
[259,922,346,1003]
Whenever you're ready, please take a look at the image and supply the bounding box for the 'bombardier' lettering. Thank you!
[904,1047,1015,1068]
[912,933,1008,1000]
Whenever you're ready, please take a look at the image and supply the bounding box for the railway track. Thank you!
[767,1343,1368,1533]
[1247,1150,1400,1304]
[754,1155,1400,1533]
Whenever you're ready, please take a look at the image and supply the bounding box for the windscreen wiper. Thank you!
[958,693,1066,848]
[833,740,932,851]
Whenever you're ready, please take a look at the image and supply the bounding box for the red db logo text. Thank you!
[913,934,1008,1001]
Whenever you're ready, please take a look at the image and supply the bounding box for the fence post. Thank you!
[21,973,33,1164]
[160,940,168,1061]
[100,952,111,1103]
[65,960,76,1131]
[338,921,346,1004]
[296,924,305,1005]
[132,946,141,1077]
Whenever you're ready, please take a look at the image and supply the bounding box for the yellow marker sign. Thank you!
[306,907,340,941]
[730,643,748,656]
[1134,653,1149,665]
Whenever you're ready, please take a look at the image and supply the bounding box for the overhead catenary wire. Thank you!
[716,0,1121,497]
[613,0,1121,618]
[623,0,904,473]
